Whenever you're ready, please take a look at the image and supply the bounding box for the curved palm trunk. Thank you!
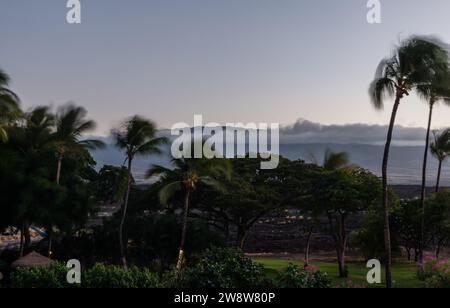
[304,227,313,269]
[56,154,63,185]
[419,102,434,265]
[119,157,133,270]
[436,159,443,193]
[381,95,402,288]
[177,189,191,271]
[47,153,64,257]
[19,222,25,257]
[47,235,53,257]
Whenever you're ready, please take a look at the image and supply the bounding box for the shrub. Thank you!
[180,247,267,288]
[419,256,450,288]
[10,263,158,288]
[274,264,331,288]
[83,264,158,288]
[10,262,73,288]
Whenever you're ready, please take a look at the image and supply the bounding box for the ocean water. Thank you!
[91,143,450,186]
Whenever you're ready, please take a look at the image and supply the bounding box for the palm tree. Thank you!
[369,36,450,288]
[417,67,450,264]
[52,105,104,185]
[147,155,231,271]
[113,116,168,269]
[0,68,21,142]
[430,129,450,193]
[48,104,104,256]
[323,149,349,170]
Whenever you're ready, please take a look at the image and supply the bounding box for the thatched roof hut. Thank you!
[11,252,53,269]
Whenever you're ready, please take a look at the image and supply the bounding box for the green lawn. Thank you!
[253,258,424,288]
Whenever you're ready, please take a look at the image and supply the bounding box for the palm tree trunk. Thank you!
[56,154,63,185]
[381,95,402,288]
[47,154,63,258]
[177,189,191,271]
[304,227,313,269]
[237,226,249,250]
[419,102,434,265]
[119,157,133,270]
[436,159,443,193]
[23,220,30,253]
[19,222,25,257]
[47,235,52,257]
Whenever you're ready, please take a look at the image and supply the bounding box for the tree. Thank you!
[430,129,450,192]
[3,106,56,255]
[196,158,284,249]
[0,68,21,143]
[52,104,104,185]
[95,165,131,203]
[416,51,450,264]
[392,199,422,262]
[369,36,450,287]
[308,168,382,278]
[426,190,450,258]
[113,116,167,269]
[147,155,231,271]
[0,106,97,257]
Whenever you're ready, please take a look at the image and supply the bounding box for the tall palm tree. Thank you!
[417,68,450,264]
[48,104,104,256]
[430,129,450,193]
[52,105,104,185]
[323,149,349,170]
[0,68,21,142]
[369,36,450,288]
[147,156,231,270]
[113,116,168,269]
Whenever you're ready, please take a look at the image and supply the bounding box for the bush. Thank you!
[83,264,158,288]
[180,247,267,288]
[274,264,331,288]
[419,256,450,288]
[10,263,158,288]
[10,262,73,288]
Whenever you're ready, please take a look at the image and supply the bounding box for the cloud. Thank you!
[280,119,428,145]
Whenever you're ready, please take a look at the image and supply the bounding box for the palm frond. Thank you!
[369,77,395,109]
[136,136,168,156]
[0,69,11,86]
[159,181,183,205]
[199,176,226,193]
[145,164,173,179]
[323,149,349,170]
[0,126,8,143]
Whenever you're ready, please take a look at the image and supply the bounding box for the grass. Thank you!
[253,258,424,288]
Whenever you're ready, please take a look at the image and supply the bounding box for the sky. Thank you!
[2,0,450,136]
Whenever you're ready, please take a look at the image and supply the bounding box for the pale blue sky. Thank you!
[1,0,450,135]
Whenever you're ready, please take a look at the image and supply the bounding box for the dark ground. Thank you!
[243,185,448,253]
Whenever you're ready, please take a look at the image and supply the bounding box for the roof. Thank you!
[11,251,53,269]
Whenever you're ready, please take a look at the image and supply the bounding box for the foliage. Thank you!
[179,247,267,288]
[94,165,130,203]
[10,263,158,288]
[430,129,450,163]
[83,264,158,288]
[274,264,331,288]
[322,149,349,170]
[352,190,400,260]
[195,158,287,248]
[10,263,72,288]
[419,255,450,288]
